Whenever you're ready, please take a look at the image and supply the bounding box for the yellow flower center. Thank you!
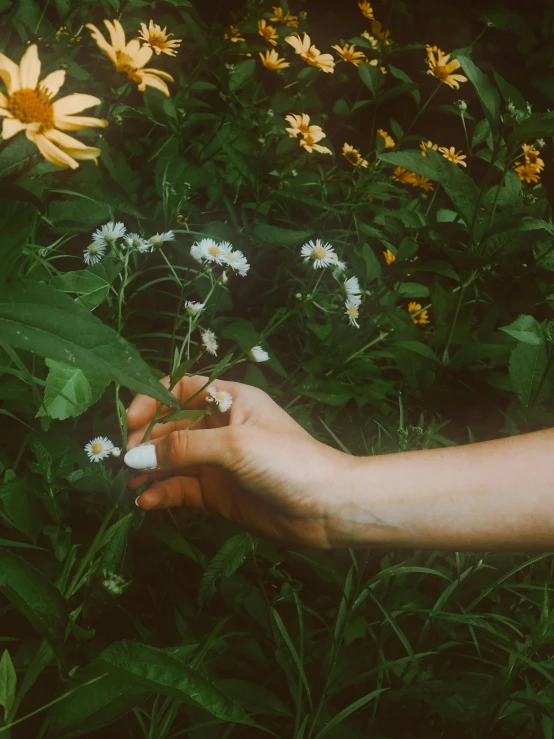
[92,442,105,454]
[347,304,359,318]
[344,149,360,165]
[147,32,168,48]
[208,245,222,258]
[312,246,327,260]
[432,65,451,81]
[115,50,138,74]
[8,88,54,130]
[214,391,227,402]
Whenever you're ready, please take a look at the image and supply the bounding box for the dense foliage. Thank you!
[1,0,554,736]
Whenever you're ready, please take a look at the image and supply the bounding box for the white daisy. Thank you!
[221,270,229,284]
[124,233,151,253]
[149,231,175,248]
[111,447,122,458]
[206,386,233,413]
[300,239,337,269]
[344,276,362,303]
[248,345,270,362]
[184,301,205,317]
[345,300,360,328]
[330,253,347,271]
[85,436,115,462]
[190,238,228,265]
[224,247,250,277]
[83,241,106,265]
[201,329,218,355]
[92,221,126,246]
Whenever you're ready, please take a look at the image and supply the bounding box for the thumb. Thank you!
[123,426,240,472]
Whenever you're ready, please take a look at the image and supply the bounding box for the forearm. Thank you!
[335,428,554,550]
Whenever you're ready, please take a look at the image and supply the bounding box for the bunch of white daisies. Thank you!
[190,237,250,277]
[300,239,364,328]
[83,221,175,265]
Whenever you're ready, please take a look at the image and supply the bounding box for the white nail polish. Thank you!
[124,444,157,470]
[135,496,141,507]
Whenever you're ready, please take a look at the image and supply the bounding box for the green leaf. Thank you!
[361,244,382,280]
[394,341,440,363]
[313,688,388,739]
[500,315,544,346]
[0,650,16,720]
[36,359,109,420]
[493,71,527,110]
[388,64,420,104]
[395,282,430,298]
[50,266,119,311]
[509,112,554,147]
[252,223,312,246]
[158,409,206,424]
[471,118,491,149]
[358,62,381,96]
[457,56,501,130]
[0,201,38,280]
[0,550,67,649]
[199,533,253,605]
[0,280,178,408]
[95,641,257,726]
[509,341,549,406]
[229,59,256,92]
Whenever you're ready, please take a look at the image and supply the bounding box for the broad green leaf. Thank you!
[199,533,253,604]
[388,64,420,103]
[36,359,109,420]
[509,112,554,147]
[0,650,16,720]
[361,244,382,280]
[50,265,120,311]
[0,550,67,648]
[500,315,544,346]
[458,56,501,130]
[394,341,440,363]
[358,62,381,96]
[0,280,178,408]
[395,282,430,298]
[252,223,312,246]
[509,341,549,406]
[471,118,491,149]
[95,641,257,726]
[46,674,150,738]
[229,59,256,92]
[493,71,527,110]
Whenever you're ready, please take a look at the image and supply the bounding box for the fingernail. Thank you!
[124,443,157,470]
[135,496,141,507]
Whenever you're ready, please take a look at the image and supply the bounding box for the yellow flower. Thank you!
[285,33,335,73]
[0,44,107,169]
[514,161,541,183]
[438,146,467,167]
[425,45,467,89]
[270,7,299,27]
[86,19,174,96]
[284,113,322,138]
[259,49,290,70]
[331,43,366,66]
[413,175,434,191]
[420,139,438,156]
[371,20,390,43]
[342,142,368,168]
[299,132,332,155]
[383,248,396,264]
[368,58,387,74]
[358,1,374,19]
[258,19,279,46]
[224,25,245,42]
[360,31,378,48]
[377,128,395,148]
[392,167,418,185]
[408,302,430,325]
[522,143,544,171]
[138,20,182,56]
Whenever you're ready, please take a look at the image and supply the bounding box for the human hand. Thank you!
[124,375,355,548]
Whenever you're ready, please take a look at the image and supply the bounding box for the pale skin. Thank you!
[126,375,554,550]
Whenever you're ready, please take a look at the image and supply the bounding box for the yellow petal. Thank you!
[52,93,102,117]
[104,18,126,50]
[86,24,117,64]
[0,52,21,93]
[136,71,170,96]
[19,44,41,90]
[141,67,174,81]
[55,114,108,131]
[43,128,101,161]
[39,69,66,97]
[27,131,79,168]
[133,44,153,69]
[2,117,26,139]
[0,90,7,106]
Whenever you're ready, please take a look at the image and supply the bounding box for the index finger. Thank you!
[127,374,213,430]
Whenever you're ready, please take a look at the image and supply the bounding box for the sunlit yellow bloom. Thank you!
[413,175,434,191]
[285,33,335,73]
[138,20,182,56]
[259,49,290,70]
[342,142,368,168]
[224,25,245,42]
[408,301,430,325]
[371,20,390,43]
[522,143,544,171]
[284,113,322,138]
[392,167,417,185]
[332,43,366,66]
[377,128,395,148]
[383,248,396,264]
[270,7,299,26]
[258,19,279,46]
[368,58,387,74]
[0,44,107,169]
[360,31,378,48]
[358,1,374,19]
[299,133,332,155]
[439,146,467,167]
[420,139,439,156]
[425,45,467,89]
[86,19,174,96]
[514,161,541,183]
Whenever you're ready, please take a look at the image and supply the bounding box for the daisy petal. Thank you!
[19,44,41,89]
[2,117,25,139]
[136,72,170,96]
[55,114,108,131]
[0,52,21,93]
[29,131,79,169]
[39,69,66,97]
[53,93,102,117]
